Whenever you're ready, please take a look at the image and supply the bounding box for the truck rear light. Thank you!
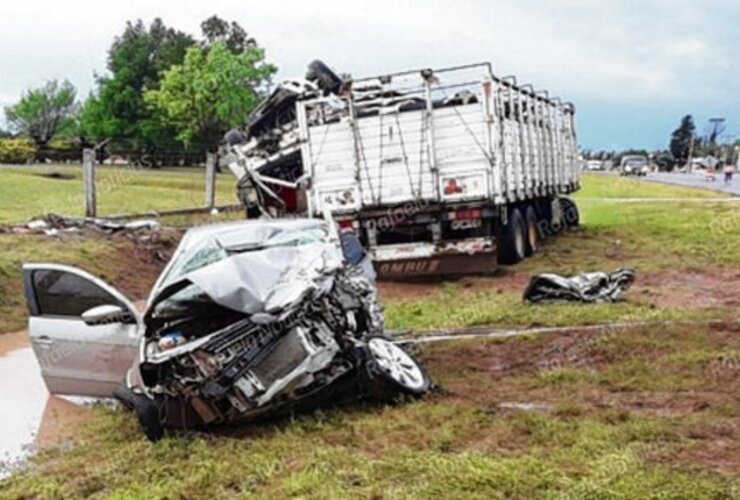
[337,219,358,230]
[449,209,482,220]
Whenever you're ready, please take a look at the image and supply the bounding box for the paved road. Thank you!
[645,172,740,197]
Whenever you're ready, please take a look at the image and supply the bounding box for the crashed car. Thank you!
[23,218,430,440]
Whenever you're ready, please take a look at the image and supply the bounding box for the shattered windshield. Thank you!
[161,225,330,288]
[228,227,328,252]
[163,238,228,288]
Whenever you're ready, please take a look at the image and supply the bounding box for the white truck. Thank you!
[225,61,580,278]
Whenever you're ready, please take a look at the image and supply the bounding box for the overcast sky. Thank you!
[1,0,738,150]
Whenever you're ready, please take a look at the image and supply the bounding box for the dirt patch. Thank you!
[105,229,180,301]
[378,268,531,301]
[0,330,28,356]
[36,172,76,181]
[421,324,740,473]
[632,268,740,309]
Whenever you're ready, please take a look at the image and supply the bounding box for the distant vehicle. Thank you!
[585,160,604,171]
[619,155,650,176]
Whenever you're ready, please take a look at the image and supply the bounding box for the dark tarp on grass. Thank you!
[524,268,636,303]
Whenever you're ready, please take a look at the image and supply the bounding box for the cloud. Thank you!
[0,0,738,147]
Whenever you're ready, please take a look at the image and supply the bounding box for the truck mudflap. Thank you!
[371,238,497,279]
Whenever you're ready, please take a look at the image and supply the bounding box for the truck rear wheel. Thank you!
[560,198,579,228]
[525,206,541,256]
[498,207,526,265]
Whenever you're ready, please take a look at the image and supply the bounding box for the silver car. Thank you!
[24,218,430,440]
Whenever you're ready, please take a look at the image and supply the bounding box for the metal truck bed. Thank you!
[227,61,579,278]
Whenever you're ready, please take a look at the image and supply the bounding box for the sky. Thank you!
[0,0,738,151]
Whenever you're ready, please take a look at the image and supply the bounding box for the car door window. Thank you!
[32,269,124,317]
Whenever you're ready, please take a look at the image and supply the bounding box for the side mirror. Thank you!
[82,304,135,326]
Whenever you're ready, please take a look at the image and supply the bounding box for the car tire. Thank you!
[134,396,165,442]
[559,197,579,228]
[363,337,431,401]
[498,207,527,265]
[114,384,165,441]
[524,206,541,256]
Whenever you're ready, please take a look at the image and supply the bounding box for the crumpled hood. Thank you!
[164,241,344,316]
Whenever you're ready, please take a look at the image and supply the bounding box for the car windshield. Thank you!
[625,157,647,167]
[161,226,330,288]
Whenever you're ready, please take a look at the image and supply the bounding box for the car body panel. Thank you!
[23,263,141,397]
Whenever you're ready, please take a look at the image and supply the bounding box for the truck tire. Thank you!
[524,206,541,256]
[559,197,579,228]
[498,207,527,265]
[306,60,342,95]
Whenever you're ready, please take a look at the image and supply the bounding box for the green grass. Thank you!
[384,284,716,331]
[575,173,723,199]
[382,174,740,331]
[2,174,740,497]
[0,164,237,223]
[3,324,738,498]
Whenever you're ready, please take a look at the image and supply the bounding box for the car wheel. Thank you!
[134,396,165,442]
[498,207,526,265]
[524,206,541,256]
[559,197,579,228]
[364,337,431,400]
[114,384,165,441]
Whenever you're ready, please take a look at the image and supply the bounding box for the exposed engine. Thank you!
[139,264,384,427]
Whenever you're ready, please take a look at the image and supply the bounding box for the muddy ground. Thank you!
[422,321,740,475]
[379,266,740,311]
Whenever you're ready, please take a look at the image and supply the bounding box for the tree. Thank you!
[200,16,255,55]
[669,115,695,163]
[5,80,79,147]
[80,18,195,164]
[145,41,276,148]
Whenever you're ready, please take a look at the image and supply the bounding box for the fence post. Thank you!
[205,153,216,208]
[83,148,96,217]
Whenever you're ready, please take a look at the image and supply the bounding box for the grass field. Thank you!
[0,164,238,223]
[1,174,739,497]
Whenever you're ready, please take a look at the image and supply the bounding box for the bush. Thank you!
[0,138,36,164]
[46,138,82,163]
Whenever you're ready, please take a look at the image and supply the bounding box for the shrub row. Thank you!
[0,138,36,164]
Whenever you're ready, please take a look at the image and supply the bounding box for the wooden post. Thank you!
[205,152,217,208]
[83,148,96,217]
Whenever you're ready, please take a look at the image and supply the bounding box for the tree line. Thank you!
[1,16,276,166]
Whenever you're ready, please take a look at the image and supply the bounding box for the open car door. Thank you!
[22,263,142,398]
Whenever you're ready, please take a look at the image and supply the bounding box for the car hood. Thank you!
[146,240,345,326]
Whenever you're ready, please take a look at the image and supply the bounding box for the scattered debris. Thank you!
[39,214,160,234]
[497,401,554,412]
[523,268,636,303]
[2,214,160,237]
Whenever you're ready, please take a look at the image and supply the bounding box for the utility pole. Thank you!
[687,133,696,172]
